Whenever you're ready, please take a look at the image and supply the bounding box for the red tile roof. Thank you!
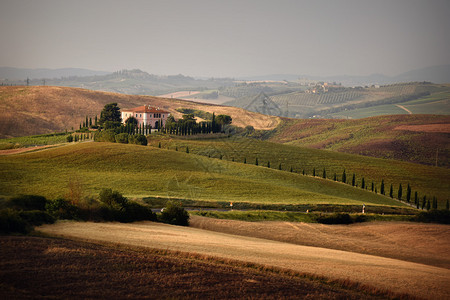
[122,105,169,114]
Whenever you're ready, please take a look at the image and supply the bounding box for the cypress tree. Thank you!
[432,197,437,210]
[302,169,305,175]
[426,199,431,211]
[267,161,270,168]
[279,163,282,170]
[232,157,234,162]
[158,142,161,148]
[333,173,337,181]
[371,182,374,192]
[389,184,393,198]
[255,157,258,166]
[422,196,426,209]
[313,168,316,177]
[342,169,346,183]
[95,115,98,126]
[220,154,223,160]
[361,177,365,189]
[397,184,402,200]
[414,191,418,206]
[85,116,88,128]
[175,146,178,151]
[290,166,293,172]
[406,184,411,203]
[381,180,385,195]
[186,146,189,153]
[322,168,326,179]
[244,157,246,164]
[351,174,356,186]
[89,117,92,127]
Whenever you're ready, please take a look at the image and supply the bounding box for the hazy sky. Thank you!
[1,0,449,77]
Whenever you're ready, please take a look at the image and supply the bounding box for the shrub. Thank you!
[46,198,80,220]
[99,189,155,222]
[9,195,48,211]
[316,213,353,225]
[94,129,116,143]
[19,210,55,226]
[160,201,190,226]
[115,133,129,144]
[414,210,450,224]
[130,134,148,146]
[66,135,74,142]
[0,209,31,234]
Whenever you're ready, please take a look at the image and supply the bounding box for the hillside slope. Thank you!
[0,86,280,138]
[269,115,450,167]
[0,142,402,208]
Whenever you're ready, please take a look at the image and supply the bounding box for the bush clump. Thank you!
[19,210,55,226]
[115,133,129,143]
[98,188,156,223]
[316,213,353,225]
[8,195,48,211]
[414,210,450,224]
[0,209,31,234]
[46,198,81,220]
[160,201,190,226]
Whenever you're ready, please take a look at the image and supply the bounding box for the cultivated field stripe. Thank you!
[38,221,450,299]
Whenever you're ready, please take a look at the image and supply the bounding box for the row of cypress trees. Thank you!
[177,146,446,211]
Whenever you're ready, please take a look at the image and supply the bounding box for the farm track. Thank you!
[37,221,450,299]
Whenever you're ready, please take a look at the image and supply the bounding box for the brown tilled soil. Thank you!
[190,216,450,268]
[0,236,380,299]
[36,221,450,299]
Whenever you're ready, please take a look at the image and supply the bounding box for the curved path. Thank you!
[38,221,450,299]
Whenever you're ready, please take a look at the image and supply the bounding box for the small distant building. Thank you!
[121,105,170,129]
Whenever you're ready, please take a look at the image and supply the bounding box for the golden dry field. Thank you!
[0,86,280,138]
[37,220,450,299]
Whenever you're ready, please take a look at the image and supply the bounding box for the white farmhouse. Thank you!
[121,105,170,129]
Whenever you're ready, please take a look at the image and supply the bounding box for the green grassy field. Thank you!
[0,142,406,208]
[148,136,449,207]
[0,132,70,149]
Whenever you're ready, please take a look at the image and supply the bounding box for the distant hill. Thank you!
[0,86,280,138]
[240,65,450,86]
[268,115,450,167]
[0,68,235,96]
[224,82,450,119]
[0,67,110,80]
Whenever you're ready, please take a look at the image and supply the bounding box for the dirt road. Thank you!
[38,221,450,299]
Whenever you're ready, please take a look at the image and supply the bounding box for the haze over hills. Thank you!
[2,64,450,88]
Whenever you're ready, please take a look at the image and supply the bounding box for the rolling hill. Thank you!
[268,115,450,167]
[147,136,450,205]
[0,86,280,138]
[0,142,404,208]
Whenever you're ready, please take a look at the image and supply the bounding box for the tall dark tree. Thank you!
[322,168,326,179]
[361,177,365,189]
[99,103,121,128]
[255,157,258,166]
[351,173,356,186]
[371,182,374,192]
[313,168,316,177]
[398,184,403,200]
[215,114,232,132]
[432,197,438,210]
[406,184,411,203]
[267,161,270,168]
[381,180,385,195]
[422,196,427,210]
[333,173,337,181]
[342,169,346,183]
[389,184,393,198]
